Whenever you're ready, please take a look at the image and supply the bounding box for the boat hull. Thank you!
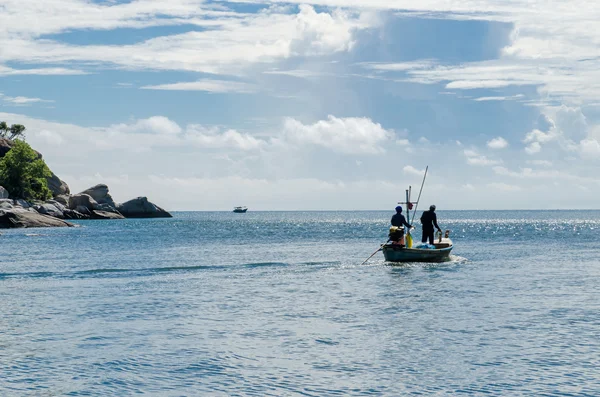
[382,245,452,263]
[233,208,248,213]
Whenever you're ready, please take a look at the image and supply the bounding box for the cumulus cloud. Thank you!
[281,115,395,154]
[487,137,508,149]
[522,106,590,155]
[525,141,541,154]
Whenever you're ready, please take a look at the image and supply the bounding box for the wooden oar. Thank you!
[360,241,387,265]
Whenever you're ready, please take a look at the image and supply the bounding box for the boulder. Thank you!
[93,202,120,213]
[75,206,92,216]
[0,199,13,210]
[47,172,70,197]
[0,138,13,158]
[117,197,172,218]
[62,209,90,220]
[46,200,66,212]
[33,203,64,218]
[53,195,69,206]
[0,209,74,228]
[91,210,125,220]
[68,194,97,211]
[0,186,8,199]
[79,184,115,207]
[14,199,30,209]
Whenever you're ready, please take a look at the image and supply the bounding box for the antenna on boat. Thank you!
[410,166,429,225]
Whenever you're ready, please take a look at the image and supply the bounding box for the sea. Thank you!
[1,210,599,396]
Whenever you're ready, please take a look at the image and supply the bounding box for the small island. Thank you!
[0,122,171,229]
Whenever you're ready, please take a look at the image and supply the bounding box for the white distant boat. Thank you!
[233,206,248,213]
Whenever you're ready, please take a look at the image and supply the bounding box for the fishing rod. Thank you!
[410,166,428,225]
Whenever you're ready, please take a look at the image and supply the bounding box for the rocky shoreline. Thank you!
[0,138,172,229]
[0,183,172,228]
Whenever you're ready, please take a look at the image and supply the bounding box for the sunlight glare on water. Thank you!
[1,210,600,396]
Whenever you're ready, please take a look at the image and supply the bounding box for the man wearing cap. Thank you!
[391,206,412,229]
[420,205,442,244]
[389,206,413,246]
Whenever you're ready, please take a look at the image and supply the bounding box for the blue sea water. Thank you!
[1,210,599,396]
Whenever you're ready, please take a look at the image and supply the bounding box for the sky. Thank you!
[0,0,599,210]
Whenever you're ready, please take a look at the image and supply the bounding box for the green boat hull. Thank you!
[382,244,453,263]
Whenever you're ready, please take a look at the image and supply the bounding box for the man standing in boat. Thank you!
[420,205,442,244]
[391,206,412,229]
[389,206,413,246]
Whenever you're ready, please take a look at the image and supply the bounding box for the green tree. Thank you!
[0,121,8,138]
[8,124,26,140]
[0,140,52,200]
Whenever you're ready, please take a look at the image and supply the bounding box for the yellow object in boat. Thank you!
[406,233,413,248]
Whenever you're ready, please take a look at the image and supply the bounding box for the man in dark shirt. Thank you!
[391,206,412,228]
[420,205,442,244]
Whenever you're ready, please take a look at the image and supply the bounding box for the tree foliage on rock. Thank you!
[0,121,26,140]
[0,139,52,200]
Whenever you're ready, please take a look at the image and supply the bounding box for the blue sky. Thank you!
[1,0,599,210]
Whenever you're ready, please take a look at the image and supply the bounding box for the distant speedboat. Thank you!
[233,206,248,213]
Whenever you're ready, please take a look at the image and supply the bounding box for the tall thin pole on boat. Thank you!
[408,185,412,220]
[405,188,410,229]
[410,166,429,225]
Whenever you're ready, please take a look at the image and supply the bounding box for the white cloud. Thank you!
[526,159,552,167]
[141,79,257,93]
[186,125,265,151]
[467,156,502,166]
[263,69,326,78]
[403,165,424,176]
[281,115,395,154]
[580,139,600,158]
[463,149,501,166]
[0,94,54,106]
[525,142,541,154]
[487,182,521,191]
[109,116,183,135]
[474,94,524,101]
[492,166,600,185]
[487,137,508,149]
[1,5,376,75]
[0,65,87,76]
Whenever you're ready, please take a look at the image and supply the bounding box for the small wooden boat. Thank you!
[382,238,453,263]
[233,206,248,213]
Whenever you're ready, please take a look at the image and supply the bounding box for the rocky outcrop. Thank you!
[0,209,74,228]
[1,139,171,227]
[0,199,13,210]
[92,210,125,220]
[78,184,115,207]
[47,173,70,197]
[68,194,97,211]
[33,203,64,218]
[53,195,69,206]
[117,197,172,218]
